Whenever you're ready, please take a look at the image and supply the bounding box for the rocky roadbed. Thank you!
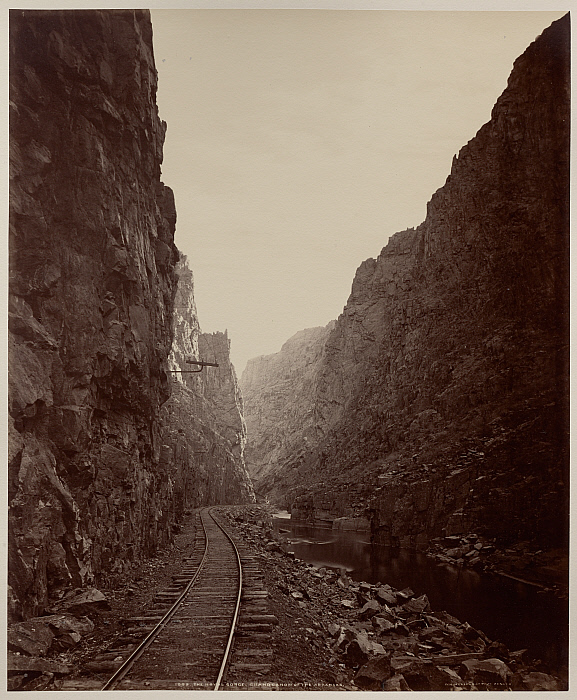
[7,515,201,691]
[7,505,567,691]
[219,507,566,691]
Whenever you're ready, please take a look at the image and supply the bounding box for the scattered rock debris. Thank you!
[7,505,567,691]
[219,506,567,692]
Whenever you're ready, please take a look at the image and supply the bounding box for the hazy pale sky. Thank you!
[150,9,565,375]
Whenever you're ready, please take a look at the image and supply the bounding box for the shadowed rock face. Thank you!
[8,9,253,621]
[241,16,569,550]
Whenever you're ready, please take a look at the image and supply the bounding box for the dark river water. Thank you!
[272,514,568,675]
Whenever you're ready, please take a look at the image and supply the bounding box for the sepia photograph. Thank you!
[7,3,569,692]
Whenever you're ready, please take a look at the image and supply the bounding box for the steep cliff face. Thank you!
[240,323,335,489]
[8,9,253,623]
[244,16,569,550]
[163,256,255,506]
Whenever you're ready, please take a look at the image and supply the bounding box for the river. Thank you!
[272,513,568,675]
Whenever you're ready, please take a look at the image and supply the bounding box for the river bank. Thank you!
[221,506,566,690]
[276,511,568,677]
[286,512,568,599]
[7,505,568,691]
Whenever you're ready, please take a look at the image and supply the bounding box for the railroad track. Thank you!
[101,507,247,691]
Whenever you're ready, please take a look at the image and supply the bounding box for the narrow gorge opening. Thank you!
[8,8,569,692]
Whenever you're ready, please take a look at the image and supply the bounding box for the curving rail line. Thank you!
[101,508,243,691]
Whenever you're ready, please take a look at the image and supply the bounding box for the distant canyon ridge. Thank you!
[240,15,569,552]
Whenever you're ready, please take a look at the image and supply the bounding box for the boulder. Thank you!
[355,590,372,607]
[9,613,94,655]
[485,640,509,660]
[341,630,386,668]
[461,621,485,642]
[7,620,54,656]
[42,613,95,634]
[327,623,341,637]
[396,658,458,691]
[343,636,371,668]
[459,658,512,690]
[50,588,110,617]
[437,666,466,689]
[7,675,26,691]
[402,593,430,614]
[433,611,462,626]
[382,674,411,691]
[265,540,282,553]
[354,655,392,689]
[446,545,470,558]
[375,586,397,606]
[396,587,415,600]
[358,599,381,620]
[376,605,397,623]
[337,572,352,589]
[7,653,71,675]
[394,622,411,636]
[334,626,356,653]
[23,672,55,691]
[368,639,387,655]
[520,672,562,691]
[508,648,528,665]
[372,616,395,634]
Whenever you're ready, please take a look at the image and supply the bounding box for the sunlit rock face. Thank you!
[163,256,255,507]
[242,16,569,550]
[8,9,253,622]
[240,323,335,492]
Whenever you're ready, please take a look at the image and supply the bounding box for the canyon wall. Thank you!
[8,9,253,622]
[163,256,255,507]
[240,322,335,490]
[242,16,569,550]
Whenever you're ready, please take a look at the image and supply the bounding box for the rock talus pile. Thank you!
[221,508,566,691]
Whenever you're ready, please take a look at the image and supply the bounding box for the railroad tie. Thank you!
[234,649,273,658]
[101,508,271,691]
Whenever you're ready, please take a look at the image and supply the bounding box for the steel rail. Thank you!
[210,508,243,691]
[100,513,211,691]
[100,507,243,692]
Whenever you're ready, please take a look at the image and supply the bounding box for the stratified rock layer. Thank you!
[243,16,569,553]
[163,256,255,506]
[8,9,253,622]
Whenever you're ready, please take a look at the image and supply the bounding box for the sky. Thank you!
[150,8,566,376]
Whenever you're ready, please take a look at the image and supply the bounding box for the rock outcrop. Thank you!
[8,9,253,623]
[242,15,569,557]
[162,256,255,506]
